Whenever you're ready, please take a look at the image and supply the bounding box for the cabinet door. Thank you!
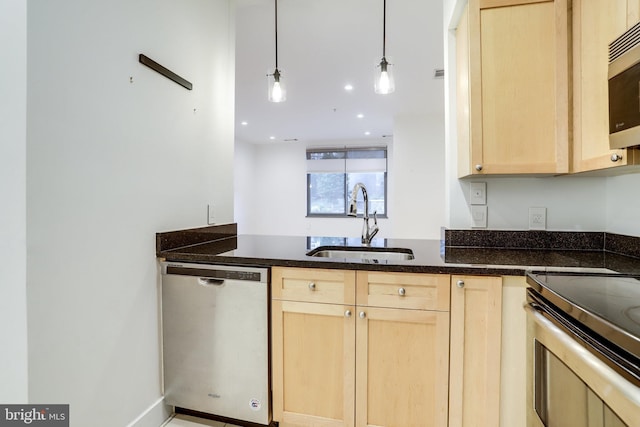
[355,306,450,427]
[272,300,355,427]
[460,0,570,176]
[628,0,640,26]
[456,4,472,177]
[449,276,502,427]
[572,0,640,172]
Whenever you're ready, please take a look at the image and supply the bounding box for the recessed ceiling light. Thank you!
[364,131,371,136]
[357,113,364,119]
[344,84,354,91]
[269,136,276,140]
[241,121,248,126]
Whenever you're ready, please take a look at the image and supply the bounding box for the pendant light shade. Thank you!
[375,0,395,94]
[268,0,286,102]
[268,68,285,103]
[375,57,394,94]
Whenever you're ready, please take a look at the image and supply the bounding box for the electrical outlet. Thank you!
[207,204,215,225]
[470,182,487,205]
[529,207,546,230]
[471,205,487,228]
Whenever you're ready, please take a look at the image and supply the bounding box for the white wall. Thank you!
[449,176,608,230]
[387,113,446,239]
[234,140,305,235]
[606,173,640,236]
[235,112,446,240]
[0,0,28,403]
[235,139,391,238]
[26,1,235,426]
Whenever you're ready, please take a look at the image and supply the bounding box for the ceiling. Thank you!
[234,0,445,145]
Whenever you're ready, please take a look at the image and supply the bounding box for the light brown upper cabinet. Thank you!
[457,0,570,177]
[572,0,640,173]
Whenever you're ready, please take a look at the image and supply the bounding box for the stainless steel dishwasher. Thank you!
[160,261,270,425]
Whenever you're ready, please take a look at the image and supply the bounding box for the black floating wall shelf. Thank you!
[138,54,192,90]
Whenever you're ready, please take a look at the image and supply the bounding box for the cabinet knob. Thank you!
[308,282,316,291]
[398,287,406,296]
[475,164,483,171]
[359,311,366,319]
[611,153,623,162]
[457,280,465,288]
[345,310,352,318]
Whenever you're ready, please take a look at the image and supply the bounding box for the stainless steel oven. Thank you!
[525,272,640,427]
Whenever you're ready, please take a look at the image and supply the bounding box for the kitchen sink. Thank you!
[306,246,415,262]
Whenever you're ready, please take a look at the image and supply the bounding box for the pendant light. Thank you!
[267,0,286,102]
[375,0,395,95]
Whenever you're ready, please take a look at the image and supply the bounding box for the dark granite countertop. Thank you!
[156,225,640,276]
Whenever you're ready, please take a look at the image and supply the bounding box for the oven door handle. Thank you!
[525,302,585,351]
[525,303,640,419]
[528,301,544,313]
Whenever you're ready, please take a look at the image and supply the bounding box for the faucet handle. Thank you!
[368,211,379,242]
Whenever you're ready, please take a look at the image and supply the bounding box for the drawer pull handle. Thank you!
[398,287,406,296]
[457,280,465,288]
[359,311,366,319]
[309,282,316,291]
[345,310,352,318]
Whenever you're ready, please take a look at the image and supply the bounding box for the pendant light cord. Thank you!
[275,0,279,69]
[382,0,386,58]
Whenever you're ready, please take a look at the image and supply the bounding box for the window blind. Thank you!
[306,147,387,174]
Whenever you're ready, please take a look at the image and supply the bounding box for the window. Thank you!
[306,147,387,217]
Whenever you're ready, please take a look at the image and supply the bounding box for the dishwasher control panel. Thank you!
[163,262,268,283]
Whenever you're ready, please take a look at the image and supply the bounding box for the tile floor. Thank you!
[163,414,241,427]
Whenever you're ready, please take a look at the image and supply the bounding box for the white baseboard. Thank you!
[126,397,172,427]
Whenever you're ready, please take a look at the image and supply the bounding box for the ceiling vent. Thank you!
[433,69,445,79]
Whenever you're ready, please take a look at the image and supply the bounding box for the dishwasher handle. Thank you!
[197,277,225,287]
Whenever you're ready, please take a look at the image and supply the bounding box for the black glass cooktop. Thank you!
[527,272,640,358]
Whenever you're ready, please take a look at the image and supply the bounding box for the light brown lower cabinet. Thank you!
[272,299,355,427]
[271,267,450,427]
[355,306,450,427]
[271,268,509,427]
[449,275,503,427]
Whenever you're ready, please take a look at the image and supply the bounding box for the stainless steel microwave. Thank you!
[609,22,640,149]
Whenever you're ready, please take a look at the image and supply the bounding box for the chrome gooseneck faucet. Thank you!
[347,183,379,245]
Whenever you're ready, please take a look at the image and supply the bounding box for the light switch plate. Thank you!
[471,205,487,228]
[470,182,487,205]
[529,207,546,230]
[207,204,216,225]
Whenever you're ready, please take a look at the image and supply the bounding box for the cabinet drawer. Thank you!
[356,271,450,311]
[272,267,355,304]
